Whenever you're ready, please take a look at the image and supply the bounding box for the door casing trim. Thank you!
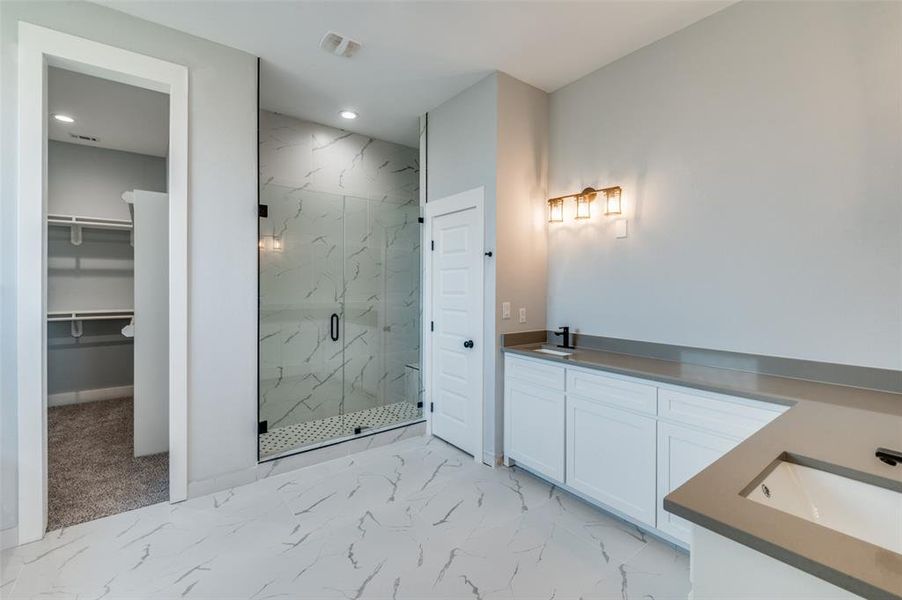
[16,22,189,544]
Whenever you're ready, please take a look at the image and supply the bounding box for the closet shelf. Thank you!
[47,214,133,246]
[48,309,134,339]
[47,309,134,322]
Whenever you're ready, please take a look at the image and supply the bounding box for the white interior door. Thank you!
[429,195,483,456]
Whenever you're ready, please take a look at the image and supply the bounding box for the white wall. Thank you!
[548,1,902,370]
[1,1,258,537]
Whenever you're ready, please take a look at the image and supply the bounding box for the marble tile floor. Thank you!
[1,435,690,599]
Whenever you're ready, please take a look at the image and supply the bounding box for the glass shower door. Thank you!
[342,195,423,435]
[259,189,423,460]
[258,186,346,457]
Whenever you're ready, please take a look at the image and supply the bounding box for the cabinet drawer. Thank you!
[658,387,786,439]
[566,367,657,415]
[505,355,565,391]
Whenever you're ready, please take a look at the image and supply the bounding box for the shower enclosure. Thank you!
[258,184,422,459]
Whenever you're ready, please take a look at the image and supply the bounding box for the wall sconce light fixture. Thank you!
[602,186,622,215]
[547,197,564,223]
[547,185,622,222]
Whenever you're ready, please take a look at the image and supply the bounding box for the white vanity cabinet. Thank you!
[503,356,566,482]
[656,387,787,543]
[503,352,789,547]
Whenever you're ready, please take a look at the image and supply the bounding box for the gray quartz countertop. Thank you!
[502,343,902,599]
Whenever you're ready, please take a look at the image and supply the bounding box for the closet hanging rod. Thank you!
[47,309,134,322]
[47,214,133,231]
[47,213,134,246]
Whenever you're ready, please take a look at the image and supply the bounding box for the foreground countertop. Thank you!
[503,343,902,599]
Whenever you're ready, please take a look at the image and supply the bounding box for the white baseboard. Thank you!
[1,526,18,550]
[48,385,133,407]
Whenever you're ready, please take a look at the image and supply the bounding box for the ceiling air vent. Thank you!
[69,133,99,143]
[320,31,361,58]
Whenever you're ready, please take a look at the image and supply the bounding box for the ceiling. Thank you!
[102,1,733,147]
[48,66,169,157]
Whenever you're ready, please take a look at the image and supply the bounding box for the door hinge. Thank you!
[417,401,423,408]
[429,402,434,413]
[431,240,435,251]
[430,321,434,332]
[417,217,424,224]
[258,204,269,218]
[258,420,268,434]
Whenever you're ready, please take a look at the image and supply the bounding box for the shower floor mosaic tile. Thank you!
[2,435,690,599]
[260,400,423,458]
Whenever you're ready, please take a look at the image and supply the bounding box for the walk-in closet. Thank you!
[46,67,170,530]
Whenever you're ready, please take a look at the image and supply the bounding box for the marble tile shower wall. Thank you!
[259,111,421,436]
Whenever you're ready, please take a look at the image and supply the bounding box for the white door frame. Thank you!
[16,22,189,544]
[423,187,485,463]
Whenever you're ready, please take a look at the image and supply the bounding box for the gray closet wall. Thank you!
[47,141,166,400]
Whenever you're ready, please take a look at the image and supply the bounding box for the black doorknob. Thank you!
[463,339,474,349]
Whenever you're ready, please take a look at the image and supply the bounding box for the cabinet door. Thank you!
[657,421,740,544]
[566,395,657,526]
[506,380,565,482]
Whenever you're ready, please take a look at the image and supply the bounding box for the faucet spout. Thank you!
[553,326,573,349]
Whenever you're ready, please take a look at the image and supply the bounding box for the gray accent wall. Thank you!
[427,72,549,463]
[426,73,499,463]
[547,1,902,371]
[48,141,166,220]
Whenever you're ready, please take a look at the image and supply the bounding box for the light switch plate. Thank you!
[518,307,527,323]
[502,302,511,319]
[615,218,628,239]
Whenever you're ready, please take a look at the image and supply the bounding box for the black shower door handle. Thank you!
[330,313,340,341]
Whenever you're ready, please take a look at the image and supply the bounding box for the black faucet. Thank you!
[553,326,574,349]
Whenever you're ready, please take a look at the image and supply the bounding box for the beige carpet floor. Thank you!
[47,397,168,531]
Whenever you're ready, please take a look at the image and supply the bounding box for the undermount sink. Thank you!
[532,348,573,357]
[745,460,902,554]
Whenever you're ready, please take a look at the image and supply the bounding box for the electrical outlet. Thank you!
[502,302,511,319]
[518,307,527,324]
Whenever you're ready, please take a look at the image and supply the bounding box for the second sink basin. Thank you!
[745,459,901,554]
[533,348,573,357]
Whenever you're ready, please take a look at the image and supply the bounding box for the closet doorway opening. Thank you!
[45,66,171,531]
[16,23,188,545]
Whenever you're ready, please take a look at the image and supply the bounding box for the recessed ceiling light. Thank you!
[339,110,358,120]
[53,114,75,123]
